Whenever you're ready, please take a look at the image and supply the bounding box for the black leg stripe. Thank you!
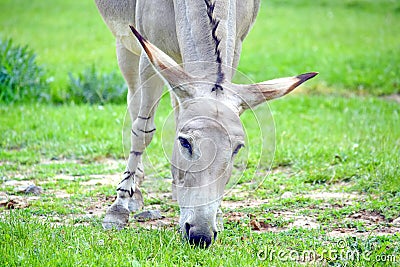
[117,187,128,193]
[138,115,151,120]
[138,128,156,134]
[130,150,143,156]
[131,129,138,137]
[117,187,134,197]
[119,171,135,184]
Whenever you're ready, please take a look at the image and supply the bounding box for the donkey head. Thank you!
[130,26,317,247]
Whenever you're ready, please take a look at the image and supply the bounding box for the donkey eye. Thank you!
[178,136,192,155]
[233,144,244,156]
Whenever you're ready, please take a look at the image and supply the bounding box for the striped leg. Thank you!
[103,52,164,229]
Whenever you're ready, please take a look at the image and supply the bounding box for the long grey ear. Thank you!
[129,25,195,99]
[233,72,318,113]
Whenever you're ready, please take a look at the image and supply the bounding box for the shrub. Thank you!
[0,39,49,103]
[67,65,127,104]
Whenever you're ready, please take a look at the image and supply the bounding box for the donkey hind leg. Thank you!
[103,49,164,230]
[103,39,143,230]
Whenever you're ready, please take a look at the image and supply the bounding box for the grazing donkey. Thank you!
[95,0,317,247]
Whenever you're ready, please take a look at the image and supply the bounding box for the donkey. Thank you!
[95,0,317,247]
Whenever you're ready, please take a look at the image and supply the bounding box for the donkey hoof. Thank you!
[102,204,130,230]
[128,190,144,212]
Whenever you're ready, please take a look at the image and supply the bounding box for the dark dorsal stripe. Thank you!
[204,0,225,93]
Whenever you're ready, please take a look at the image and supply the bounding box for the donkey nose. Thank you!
[185,223,215,248]
[190,234,212,248]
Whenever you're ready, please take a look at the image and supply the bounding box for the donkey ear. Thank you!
[233,72,318,113]
[129,25,195,98]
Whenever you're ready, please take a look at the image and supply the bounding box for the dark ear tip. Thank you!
[129,24,136,34]
[297,72,319,82]
[129,25,146,43]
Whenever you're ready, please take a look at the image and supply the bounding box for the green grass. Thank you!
[270,96,400,194]
[0,104,126,163]
[0,211,399,266]
[1,0,400,266]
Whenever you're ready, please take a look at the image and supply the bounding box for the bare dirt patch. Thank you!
[222,198,268,209]
[81,174,120,186]
[382,93,400,104]
[0,192,39,209]
[304,191,360,200]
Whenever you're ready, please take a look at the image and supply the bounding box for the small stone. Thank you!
[392,217,400,226]
[281,191,294,199]
[14,183,35,193]
[134,210,163,222]
[24,184,43,195]
[102,204,130,230]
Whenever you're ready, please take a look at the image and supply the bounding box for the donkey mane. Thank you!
[204,0,225,93]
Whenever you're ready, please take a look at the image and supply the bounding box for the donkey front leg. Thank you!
[103,52,164,230]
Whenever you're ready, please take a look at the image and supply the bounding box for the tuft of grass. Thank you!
[0,39,49,103]
[67,65,127,104]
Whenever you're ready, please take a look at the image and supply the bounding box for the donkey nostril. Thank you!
[185,222,191,237]
[189,234,212,248]
[184,224,213,248]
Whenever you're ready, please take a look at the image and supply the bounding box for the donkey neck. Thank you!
[173,0,237,84]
